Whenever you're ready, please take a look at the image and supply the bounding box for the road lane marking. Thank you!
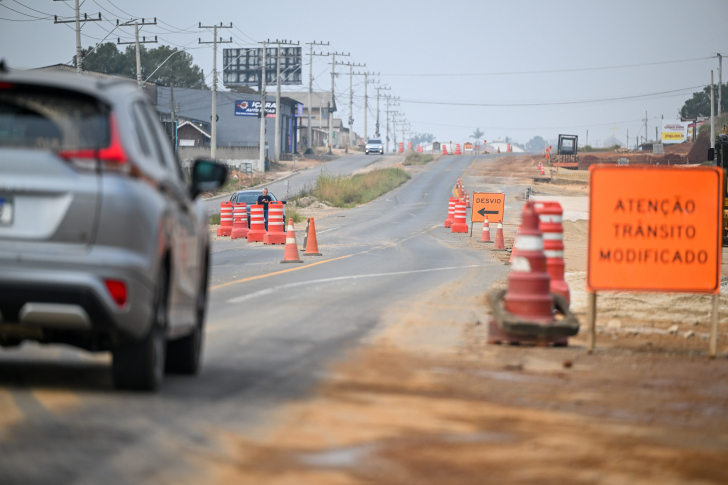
[226,264,483,303]
[210,254,354,291]
[211,224,443,291]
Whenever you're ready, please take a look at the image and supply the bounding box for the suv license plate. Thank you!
[0,198,14,225]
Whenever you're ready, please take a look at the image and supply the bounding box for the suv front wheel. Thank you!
[165,253,208,375]
[112,265,168,391]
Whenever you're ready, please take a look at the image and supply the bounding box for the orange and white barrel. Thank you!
[231,203,249,240]
[534,201,570,304]
[451,200,468,233]
[217,201,233,237]
[444,197,457,228]
[263,202,286,245]
[247,204,267,242]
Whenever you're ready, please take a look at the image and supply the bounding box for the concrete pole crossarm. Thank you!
[52,0,103,74]
[117,19,158,89]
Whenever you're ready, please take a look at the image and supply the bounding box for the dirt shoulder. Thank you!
[195,153,728,484]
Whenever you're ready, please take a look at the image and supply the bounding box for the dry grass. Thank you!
[403,152,434,165]
[303,168,410,208]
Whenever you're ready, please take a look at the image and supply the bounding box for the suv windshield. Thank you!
[368,139,381,144]
[0,85,109,151]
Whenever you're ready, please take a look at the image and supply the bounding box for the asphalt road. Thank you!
[203,152,385,214]
[0,154,514,484]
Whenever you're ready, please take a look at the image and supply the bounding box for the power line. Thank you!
[383,56,718,77]
[395,85,706,107]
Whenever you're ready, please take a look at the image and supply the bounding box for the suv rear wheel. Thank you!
[112,265,168,391]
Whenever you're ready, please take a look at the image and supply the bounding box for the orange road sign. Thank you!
[587,166,723,294]
[472,192,505,223]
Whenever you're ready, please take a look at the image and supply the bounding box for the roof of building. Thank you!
[279,91,336,112]
[178,120,210,138]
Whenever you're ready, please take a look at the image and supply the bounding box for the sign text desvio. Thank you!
[588,166,722,294]
[471,192,505,223]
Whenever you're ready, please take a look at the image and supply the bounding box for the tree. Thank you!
[411,132,435,145]
[81,42,207,89]
[470,128,484,141]
[526,135,547,152]
[679,84,727,118]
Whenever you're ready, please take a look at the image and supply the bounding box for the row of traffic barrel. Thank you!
[216,200,322,263]
[442,144,462,155]
[486,200,578,346]
[444,178,576,346]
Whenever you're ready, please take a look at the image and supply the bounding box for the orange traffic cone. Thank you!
[493,223,506,251]
[303,217,322,256]
[509,224,522,263]
[281,221,303,263]
[481,216,492,243]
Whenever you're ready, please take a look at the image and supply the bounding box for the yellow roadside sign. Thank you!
[472,192,505,223]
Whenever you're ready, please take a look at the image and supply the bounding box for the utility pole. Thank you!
[259,41,268,171]
[53,1,102,74]
[329,51,350,152]
[375,86,391,138]
[334,61,364,149]
[718,53,723,116]
[711,70,715,161]
[306,42,329,153]
[199,22,233,160]
[626,129,629,149]
[387,101,400,153]
[273,40,300,162]
[644,111,648,144]
[353,71,378,142]
[118,19,157,90]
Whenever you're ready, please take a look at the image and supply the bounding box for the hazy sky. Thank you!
[2,0,726,147]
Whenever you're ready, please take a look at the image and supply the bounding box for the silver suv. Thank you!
[365,138,383,155]
[0,67,227,390]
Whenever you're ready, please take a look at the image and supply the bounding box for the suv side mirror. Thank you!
[190,159,227,199]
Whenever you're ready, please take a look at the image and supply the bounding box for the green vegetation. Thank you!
[286,205,305,224]
[403,152,434,165]
[82,42,206,88]
[698,114,728,135]
[680,85,727,118]
[296,168,411,208]
[208,213,220,225]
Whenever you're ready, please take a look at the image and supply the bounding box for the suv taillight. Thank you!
[57,114,131,173]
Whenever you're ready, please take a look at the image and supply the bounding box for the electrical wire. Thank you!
[389,86,707,107]
[383,56,717,77]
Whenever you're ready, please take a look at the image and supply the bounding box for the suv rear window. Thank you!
[0,84,109,151]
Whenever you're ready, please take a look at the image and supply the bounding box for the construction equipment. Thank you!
[708,126,728,244]
[551,134,579,169]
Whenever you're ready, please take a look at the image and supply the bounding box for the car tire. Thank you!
[112,264,168,391]
[165,252,208,375]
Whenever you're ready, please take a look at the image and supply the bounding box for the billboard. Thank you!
[234,100,276,118]
[223,47,302,86]
[661,120,688,144]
